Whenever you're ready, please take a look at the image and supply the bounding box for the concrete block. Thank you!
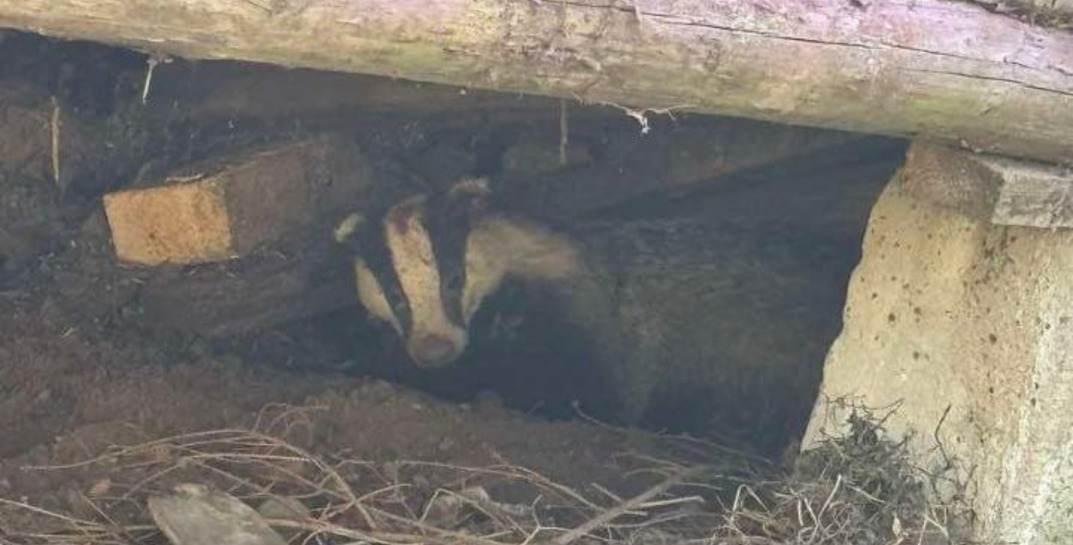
[987,157,1073,229]
[103,136,369,266]
[804,142,1073,544]
[895,141,1073,229]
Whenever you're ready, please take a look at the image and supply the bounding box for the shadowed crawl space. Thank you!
[0,32,974,545]
[0,31,907,456]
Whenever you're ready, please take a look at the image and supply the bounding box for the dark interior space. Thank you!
[0,31,914,536]
[0,30,910,448]
[0,26,994,545]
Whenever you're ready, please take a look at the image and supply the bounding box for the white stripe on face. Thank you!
[461,215,582,321]
[354,259,400,333]
[384,196,468,366]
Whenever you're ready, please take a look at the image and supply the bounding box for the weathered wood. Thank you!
[146,61,583,124]
[104,135,371,266]
[0,1,1070,165]
[138,236,352,338]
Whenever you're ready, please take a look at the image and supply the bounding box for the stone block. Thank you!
[804,142,1073,544]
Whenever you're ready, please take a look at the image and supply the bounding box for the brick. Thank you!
[103,136,369,266]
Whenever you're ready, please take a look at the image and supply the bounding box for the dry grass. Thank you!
[717,405,973,545]
[0,403,972,545]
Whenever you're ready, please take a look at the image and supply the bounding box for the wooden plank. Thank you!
[145,61,584,125]
[136,236,354,338]
[0,0,1069,165]
[103,135,371,266]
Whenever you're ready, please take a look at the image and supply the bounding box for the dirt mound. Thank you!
[0,318,972,544]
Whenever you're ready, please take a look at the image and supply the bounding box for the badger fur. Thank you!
[336,177,851,449]
[334,177,582,367]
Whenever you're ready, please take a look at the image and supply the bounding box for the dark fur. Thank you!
[424,186,487,325]
[338,179,851,455]
[339,204,414,335]
[337,185,492,337]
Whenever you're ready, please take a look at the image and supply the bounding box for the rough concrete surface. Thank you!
[804,143,1073,544]
[103,136,369,266]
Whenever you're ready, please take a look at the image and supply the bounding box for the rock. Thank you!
[805,142,1073,545]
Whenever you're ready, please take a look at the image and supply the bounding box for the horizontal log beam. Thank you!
[1,1,1071,166]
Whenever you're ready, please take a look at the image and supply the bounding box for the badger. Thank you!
[335,177,852,452]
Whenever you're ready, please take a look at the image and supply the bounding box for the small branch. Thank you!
[49,96,60,190]
[552,465,708,545]
[558,98,569,166]
[141,53,173,104]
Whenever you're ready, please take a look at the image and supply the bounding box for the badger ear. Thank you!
[449,176,492,198]
[334,212,366,244]
[447,176,493,217]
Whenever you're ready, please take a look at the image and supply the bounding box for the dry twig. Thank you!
[1,402,972,545]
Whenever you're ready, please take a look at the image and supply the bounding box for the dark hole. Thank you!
[0,29,906,463]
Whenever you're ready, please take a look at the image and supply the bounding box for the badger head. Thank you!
[335,177,582,368]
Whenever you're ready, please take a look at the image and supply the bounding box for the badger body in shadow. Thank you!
[562,218,851,447]
[336,178,852,452]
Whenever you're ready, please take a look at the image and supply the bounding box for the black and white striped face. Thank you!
[335,178,494,367]
[336,177,583,368]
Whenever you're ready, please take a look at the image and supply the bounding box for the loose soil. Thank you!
[0,32,960,545]
[0,290,692,509]
[0,32,743,514]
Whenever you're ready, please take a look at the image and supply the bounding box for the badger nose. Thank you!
[411,335,459,367]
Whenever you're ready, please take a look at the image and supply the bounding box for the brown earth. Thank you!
[0,31,905,540]
[0,286,708,511]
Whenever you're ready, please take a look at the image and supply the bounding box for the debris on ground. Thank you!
[0,404,972,545]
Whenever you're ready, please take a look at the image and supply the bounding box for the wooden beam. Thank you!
[0,1,1070,165]
[102,136,371,266]
[137,239,354,338]
[144,61,578,124]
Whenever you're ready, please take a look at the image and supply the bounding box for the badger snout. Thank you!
[408,334,464,367]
